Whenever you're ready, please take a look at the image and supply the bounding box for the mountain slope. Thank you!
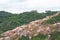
[0,11,58,34]
[42,13,60,24]
[0,11,60,40]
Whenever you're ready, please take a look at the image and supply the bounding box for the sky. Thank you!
[0,0,60,13]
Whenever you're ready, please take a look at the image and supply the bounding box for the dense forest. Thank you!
[0,10,60,40]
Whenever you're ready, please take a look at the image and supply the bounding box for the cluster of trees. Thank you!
[0,10,60,40]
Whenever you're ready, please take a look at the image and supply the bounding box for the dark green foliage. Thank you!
[32,34,47,40]
[50,32,60,40]
[19,36,29,40]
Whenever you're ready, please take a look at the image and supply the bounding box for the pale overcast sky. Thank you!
[0,0,60,13]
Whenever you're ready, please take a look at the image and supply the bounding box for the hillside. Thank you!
[0,11,58,34]
[0,11,60,40]
[42,12,60,24]
[0,11,12,23]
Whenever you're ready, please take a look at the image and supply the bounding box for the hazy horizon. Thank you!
[0,0,60,14]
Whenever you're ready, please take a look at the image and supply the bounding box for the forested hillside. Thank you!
[42,14,60,24]
[0,11,60,40]
[0,10,58,34]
